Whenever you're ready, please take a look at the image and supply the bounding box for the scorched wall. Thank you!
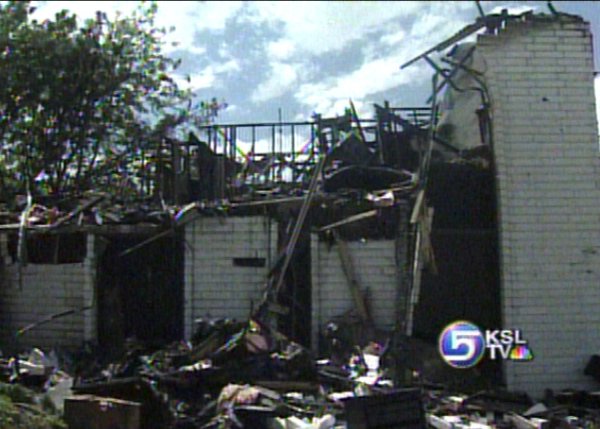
[0,234,95,351]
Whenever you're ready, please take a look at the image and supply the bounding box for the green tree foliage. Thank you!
[0,1,203,202]
[0,383,65,429]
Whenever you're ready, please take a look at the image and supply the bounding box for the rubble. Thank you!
[43,316,598,429]
[61,318,406,428]
[0,5,598,427]
[64,395,140,429]
[5,337,600,429]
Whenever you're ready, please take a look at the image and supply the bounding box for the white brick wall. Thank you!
[311,237,398,350]
[183,216,276,339]
[477,18,600,396]
[0,234,95,351]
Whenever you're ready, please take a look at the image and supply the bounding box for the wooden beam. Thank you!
[506,413,548,429]
[318,209,377,232]
[332,230,372,326]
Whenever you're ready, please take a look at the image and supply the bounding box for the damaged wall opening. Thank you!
[275,218,312,348]
[413,160,502,383]
[7,231,87,264]
[96,234,184,358]
[415,162,500,338]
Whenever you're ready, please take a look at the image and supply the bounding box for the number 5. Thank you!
[447,330,479,362]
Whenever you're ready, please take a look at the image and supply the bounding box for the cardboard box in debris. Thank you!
[4,321,600,429]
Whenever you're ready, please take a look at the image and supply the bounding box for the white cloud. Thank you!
[186,46,207,56]
[252,62,299,103]
[174,69,215,91]
[214,59,241,74]
[33,1,243,53]
[267,39,296,60]
[155,1,243,52]
[247,1,425,56]
[410,11,454,38]
[291,2,475,117]
[381,29,406,46]
[186,1,244,31]
[30,1,496,122]
[215,0,479,118]
[33,1,244,92]
[295,55,426,117]
[249,1,477,57]
[174,59,240,92]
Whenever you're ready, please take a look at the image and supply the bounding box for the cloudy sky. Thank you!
[34,1,600,128]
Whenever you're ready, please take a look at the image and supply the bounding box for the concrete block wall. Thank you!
[0,234,95,351]
[311,237,398,350]
[477,17,600,396]
[183,216,276,339]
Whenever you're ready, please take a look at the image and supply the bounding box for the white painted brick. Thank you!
[311,237,399,349]
[476,17,600,398]
[0,235,94,350]
[184,216,276,336]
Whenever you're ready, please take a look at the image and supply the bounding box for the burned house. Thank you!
[0,10,598,401]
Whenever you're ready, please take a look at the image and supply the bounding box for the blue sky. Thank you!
[34,1,600,128]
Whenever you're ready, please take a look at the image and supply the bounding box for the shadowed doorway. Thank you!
[97,234,184,357]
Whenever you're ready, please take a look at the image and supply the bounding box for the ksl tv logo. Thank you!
[438,320,534,368]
